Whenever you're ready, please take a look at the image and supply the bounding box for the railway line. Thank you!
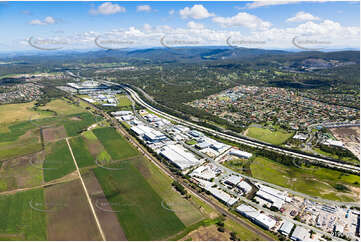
[114,83,359,174]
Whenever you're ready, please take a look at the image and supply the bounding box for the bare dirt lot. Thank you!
[330,127,360,160]
[42,125,67,143]
[84,137,104,157]
[45,179,102,241]
[83,170,127,241]
[181,225,230,241]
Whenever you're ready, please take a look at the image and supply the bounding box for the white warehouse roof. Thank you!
[224,175,241,186]
[256,213,277,230]
[279,220,294,236]
[112,111,132,116]
[229,149,253,159]
[236,204,259,218]
[190,165,217,181]
[160,144,200,170]
[237,181,252,194]
[291,226,309,241]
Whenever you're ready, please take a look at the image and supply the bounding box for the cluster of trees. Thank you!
[171,181,187,196]
[319,144,359,161]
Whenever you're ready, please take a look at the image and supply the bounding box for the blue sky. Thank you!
[0,1,359,51]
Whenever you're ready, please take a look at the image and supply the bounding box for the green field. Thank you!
[39,99,85,115]
[62,112,99,137]
[93,127,138,160]
[0,189,47,240]
[94,161,185,240]
[249,157,359,202]
[82,130,98,140]
[116,95,132,107]
[69,136,95,168]
[134,156,204,226]
[0,110,97,161]
[43,140,75,182]
[246,126,293,145]
[0,153,44,192]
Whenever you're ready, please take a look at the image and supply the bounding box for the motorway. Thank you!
[117,84,359,174]
[123,93,347,240]
[74,95,276,241]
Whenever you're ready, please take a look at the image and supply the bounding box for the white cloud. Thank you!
[22,17,360,51]
[90,2,125,15]
[287,11,320,22]
[29,16,56,25]
[187,21,204,29]
[179,4,215,19]
[213,12,272,30]
[169,9,175,15]
[137,5,151,12]
[245,1,300,9]
[143,24,152,31]
[44,16,55,24]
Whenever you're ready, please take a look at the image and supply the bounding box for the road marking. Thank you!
[66,138,106,241]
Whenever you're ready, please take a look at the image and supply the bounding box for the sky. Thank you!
[0,1,359,52]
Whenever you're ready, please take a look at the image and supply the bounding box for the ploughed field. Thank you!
[0,99,280,241]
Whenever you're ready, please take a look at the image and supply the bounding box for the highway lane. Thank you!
[118,84,359,174]
[74,95,276,241]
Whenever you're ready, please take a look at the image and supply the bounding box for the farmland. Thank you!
[43,140,75,182]
[93,127,138,160]
[39,99,85,115]
[93,161,185,240]
[68,136,95,168]
[0,189,47,240]
[137,155,204,226]
[0,99,99,161]
[44,179,102,240]
[0,101,51,124]
[0,152,44,192]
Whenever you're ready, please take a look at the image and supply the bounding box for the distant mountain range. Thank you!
[0,46,359,65]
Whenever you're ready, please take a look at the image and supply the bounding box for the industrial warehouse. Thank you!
[67,81,110,94]
[111,105,360,241]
